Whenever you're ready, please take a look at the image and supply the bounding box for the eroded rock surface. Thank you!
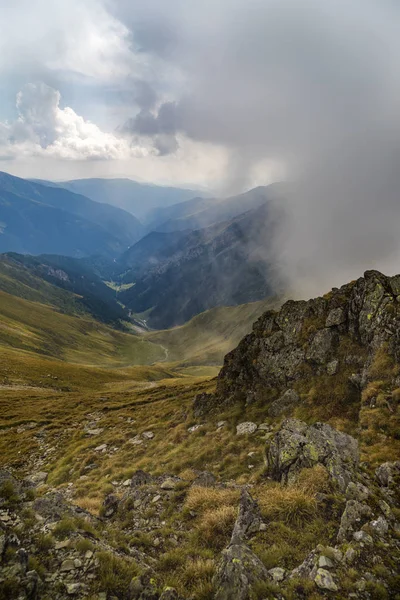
[265,418,359,491]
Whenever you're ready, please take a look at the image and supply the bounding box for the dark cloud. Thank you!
[118,0,400,294]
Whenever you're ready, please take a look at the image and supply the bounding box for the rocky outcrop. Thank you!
[265,418,359,491]
[213,543,270,600]
[214,270,400,408]
[230,489,263,544]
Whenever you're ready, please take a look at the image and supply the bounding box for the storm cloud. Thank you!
[119,0,400,294]
[2,0,400,293]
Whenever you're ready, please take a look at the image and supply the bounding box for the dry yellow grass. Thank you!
[184,486,240,513]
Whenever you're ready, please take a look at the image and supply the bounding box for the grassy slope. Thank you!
[146,298,280,365]
[0,289,165,366]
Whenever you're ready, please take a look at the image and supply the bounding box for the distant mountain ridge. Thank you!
[145,185,277,233]
[118,202,280,328]
[40,177,206,221]
[0,172,143,257]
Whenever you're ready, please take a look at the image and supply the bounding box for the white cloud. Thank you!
[0,0,139,82]
[0,83,148,161]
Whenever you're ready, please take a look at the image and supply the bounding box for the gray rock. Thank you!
[326,359,339,375]
[375,461,400,487]
[318,555,334,569]
[266,419,359,491]
[230,489,262,544]
[236,422,258,435]
[344,547,357,564]
[314,568,338,591]
[25,472,48,486]
[213,543,270,600]
[353,530,373,545]
[370,516,389,537]
[128,435,143,446]
[268,389,300,417]
[187,424,201,433]
[306,328,338,364]
[161,478,179,490]
[345,481,370,501]
[66,582,81,595]
[102,493,119,518]
[94,443,107,452]
[142,431,154,440]
[325,307,346,327]
[269,567,285,582]
[337,500,372,543]
[131,470,152,487]
[60,559,75,572]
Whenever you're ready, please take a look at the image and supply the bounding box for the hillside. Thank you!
[0,269,399,600]
[119,203,278,328]
[145,185,276,233]
[146,297,280,365]
[0,288,164,365]
[0,172,142,257]
[0,253,128,327]
[49,178,204,221]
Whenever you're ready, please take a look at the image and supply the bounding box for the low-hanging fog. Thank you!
[2,0,400,296]
[119,0,400,297]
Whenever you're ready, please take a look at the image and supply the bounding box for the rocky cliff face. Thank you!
[212,270,400,414]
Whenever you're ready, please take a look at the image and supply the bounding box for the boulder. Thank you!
[314,568,338,591]
[102,493,119,518]
[266,419,359,491]
[375,461,400,487]
[306,329,338,365]
[131,470,153,488]
[213,543,270,600]
[230,489,263,544]
[236,422,257,436]
[268,389,300,417]
[337,500,372,543]
[160,478,180,490]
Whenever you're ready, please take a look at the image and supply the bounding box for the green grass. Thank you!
[0,289,164,366]
[146,298,280,366]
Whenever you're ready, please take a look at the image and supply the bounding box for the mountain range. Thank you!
[36,177,205,221]
[118,202,279,328]
[0,172,142,257]
[0,171,281,328]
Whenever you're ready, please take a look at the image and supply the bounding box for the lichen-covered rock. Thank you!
[230,489,262,544]
[314,568,338,591]
[265,419,359,491]
[129,573,158,600]
[337,500,372,543]
[213,543,270,600]
[212,270,400,409]
[375,461,400,487]
[236,422,257,435]
[268,389,300,417]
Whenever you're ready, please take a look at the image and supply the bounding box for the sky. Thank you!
[2,0,400,292]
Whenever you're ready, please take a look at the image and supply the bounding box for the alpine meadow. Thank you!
[0,2,400,600]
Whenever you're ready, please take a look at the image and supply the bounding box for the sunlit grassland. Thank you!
[146,297,279,365]
[0,289,165,365]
